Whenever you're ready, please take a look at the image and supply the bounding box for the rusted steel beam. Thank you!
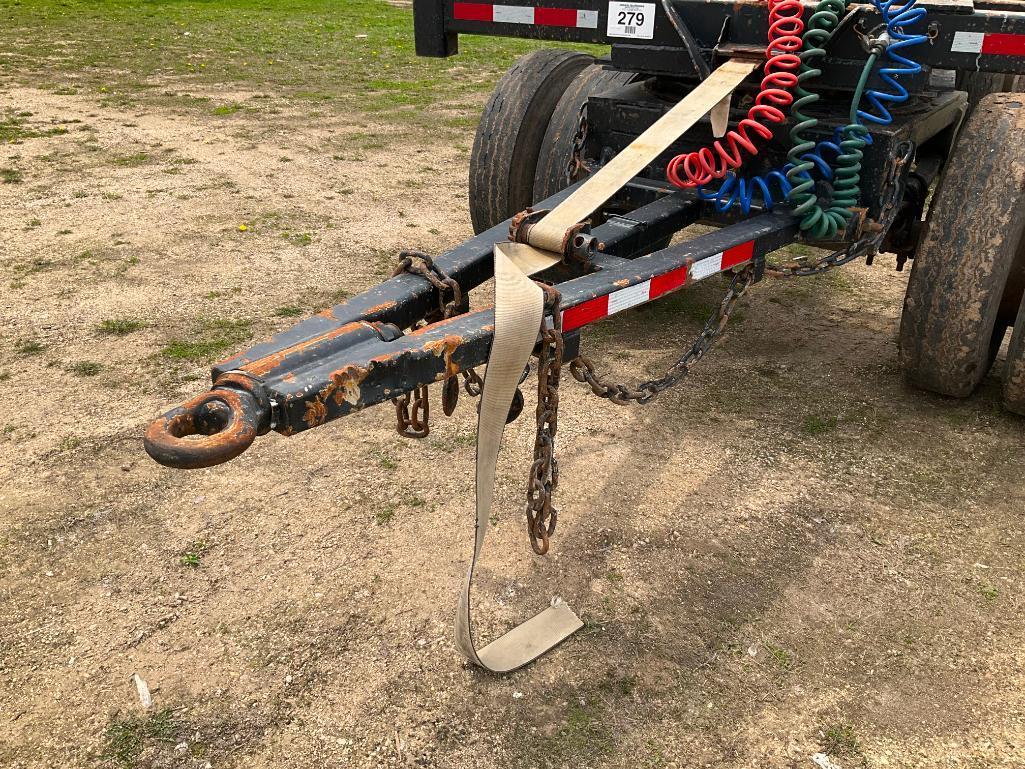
[144,210,799,468]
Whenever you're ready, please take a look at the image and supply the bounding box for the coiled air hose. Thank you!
[785,0,853,238]
[666,0,804,188]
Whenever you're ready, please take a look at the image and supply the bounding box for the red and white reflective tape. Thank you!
[561,241,755,332]
[952,31,1025,56]
[452,2,599,29]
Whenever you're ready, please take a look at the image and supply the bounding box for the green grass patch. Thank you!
[820,723,862,758]
[98,317,147,336]
[69,360,102,377]
[159,317,252,361]
[281,231,312,246]
[180,541,208,568]
[0,110,69,143]
[978,581,999,601]
[112,152,149,167]
[802,414,839,435]
[764,642,793,671]
[103,708,179,769]
[0,0,604,134]
[14,339,45,355]
[273,305,303,318]
[1,167,24,183]
[211,102,242,116]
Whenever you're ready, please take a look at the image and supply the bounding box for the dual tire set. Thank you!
[471,50,1025,415]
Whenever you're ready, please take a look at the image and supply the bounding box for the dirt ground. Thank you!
[3,64,1025,769]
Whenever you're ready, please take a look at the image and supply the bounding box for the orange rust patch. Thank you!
[328,364,369,407]
[424,334,463,378]
[242,321,366,376]
[366,300,397,315]
[303,399,327,428]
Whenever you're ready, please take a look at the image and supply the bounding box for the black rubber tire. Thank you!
[532,65,634,203]
[468,49,593,234]
[1005,294,1025,415]
[959,72,1025,113]
[899,94,1025,398]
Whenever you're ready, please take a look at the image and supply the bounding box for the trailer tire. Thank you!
[532,65,634,203]
[899,94,1025,398]
[468,49,593,234]
[1005,296,1025,415]
[959,72,1025,114]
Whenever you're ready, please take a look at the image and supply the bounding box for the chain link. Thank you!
[393,384,430,439]
[392,250,463,321]
[569,267,754,405]
[526,285,564,555]
[391,250,466,438]
[566,102,589,187]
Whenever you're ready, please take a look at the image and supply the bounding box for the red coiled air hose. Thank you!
[666,0,804,189]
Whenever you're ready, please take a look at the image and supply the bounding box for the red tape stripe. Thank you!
[721,240,755,269]
[649,265,689,299]
[535,6,578,26]
[453,2,493,21]
[562,296,609,333]
[983,33,1025,57]
[560,239,756,332]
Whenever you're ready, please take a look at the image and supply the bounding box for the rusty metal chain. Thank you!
[566,101,590,187]
[392,250,463,321]
[570,267,754,405]
[393,384,430,439]
[768,141,915,278]
[526,284,564,555]
[391,250,466,438]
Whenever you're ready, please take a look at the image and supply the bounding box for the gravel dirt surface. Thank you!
[3,9,1025,769]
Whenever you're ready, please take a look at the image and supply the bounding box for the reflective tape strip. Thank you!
[952,30,1025,56]
[453,2,599,28]
[982,33,1025,56]
[561,241,755,332]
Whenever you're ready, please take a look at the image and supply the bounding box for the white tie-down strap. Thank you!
[454,243,582,673]
[455,60,758,672]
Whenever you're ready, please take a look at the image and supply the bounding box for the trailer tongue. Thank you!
[145,0,1025,668]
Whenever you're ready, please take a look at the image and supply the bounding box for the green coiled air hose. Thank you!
[785,0,851,239]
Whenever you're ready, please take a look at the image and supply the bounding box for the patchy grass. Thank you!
[57,435,82,452]
[112,152,149,167]
[211,102,242,116]
[102,709,179,769]
[180,541,209,568]
[802,414,839,435]
[0,110,69,143]
[1,167,24,183]
[14,339,46,355]
[375,504,397,525]
[820,722,862,758]
[0,0,603,136]
[97,317,147,336]
[281,231,312,246]
[68,360,103,377]
[978,581,999,601]
[764,642,794,671]
[159,317,252,361]
[273,305,303,318]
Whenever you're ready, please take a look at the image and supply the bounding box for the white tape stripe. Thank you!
[952,30,985,54]
[691,252,724,281]
[493,4,534,23]
[607,280,652,315]
[577,9,599,28]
